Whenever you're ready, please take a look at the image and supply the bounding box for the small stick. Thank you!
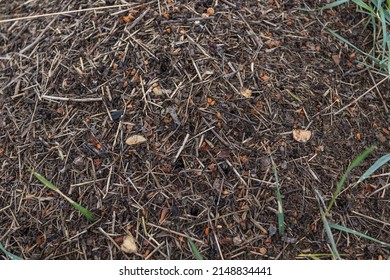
[351,210,390,227]
[127,7,150,31]
[42,95,103,102]
[334,75,389,115]
[147,222,204,244]
[161,16,214,24]
[98,227,122,251]
[145,241,166,260]
[174,133,190,162]
[220,0,237,8]
[0,3,149,24]
[226,159,248,187]
[191,58,203,81]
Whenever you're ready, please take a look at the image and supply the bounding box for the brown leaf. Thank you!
[35,234,45,246]
[122,15,134,23]
[292,129,312,143]
[87,133,102,150]
[265,40,281,48]
[159,207,170,224]
[332,54,341,65]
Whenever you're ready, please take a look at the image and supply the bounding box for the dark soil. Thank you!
[0,0,389,260]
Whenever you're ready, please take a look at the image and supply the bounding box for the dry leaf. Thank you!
[122,15,134,23]
[162,10,169,19]
[126,135,147,145]
[121,235,138,254]
[265,40,281,48]
[240,88,252,98]
[259,72,270,81]
[159,207,170,224]
[332,54,340,65]
[292,129,312,143]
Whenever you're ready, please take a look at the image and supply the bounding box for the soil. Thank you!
[0,0,389,260]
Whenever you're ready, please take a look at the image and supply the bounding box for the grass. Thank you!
[322,0,390,75]
[269,153,285,236]
[315,189,341,259]
[187,237,204,260]
[325,145,376,215]
[0,242,22,260]
[29,168,96,222]
[319,147,390,258]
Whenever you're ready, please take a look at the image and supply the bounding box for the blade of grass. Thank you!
[30,169,96,222]
[28,168,58,191]
[352,0,376,14]
[325,28,383,64]
[379,8,388,62]
[326,145,376,214]
[296,253,346,260]
[0,243,23,260]
[269,154,285,235]
[187,237,204,260]
[321,0,349,10]
[330,223,390,247]
[70,200,96,222]
[353,154,390,186]
[315,190,341,259]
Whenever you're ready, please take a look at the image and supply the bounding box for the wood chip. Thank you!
[125,135,147,145]
[121,235,138,254]
[240,88,252,98]
[292,129,312,143]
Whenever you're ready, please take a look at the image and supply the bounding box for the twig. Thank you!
[20,18,56,54]
[334,75,389,115]
[226,160,248,187]
[147,222,204,244]
[42,95,103,102]
[220,0,237,8]
[161,17,214,24]
[98,227,122,251]
[201,117,230,147]
[0,3,148,24]
[145,241,166,260]
[127,7,150,31]
[174,133,190,162]
[351,210,390,227]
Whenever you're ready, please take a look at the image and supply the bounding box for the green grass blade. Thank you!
[379,8,388,61]
[330,223,390,247]
[326,27,383,64]
[296,253,344,260]
[354,154,390,186]
[0,243,23,260]
[29,169,59,191]
[70,200,96,222]
[387,39,390,74]
[326,146,376,214]
[187,237,204,260]
[269,154,285,235]
[352,0,376,14]
[30,169,96,222]
[315,190,341,259]
[321,0,349,10]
